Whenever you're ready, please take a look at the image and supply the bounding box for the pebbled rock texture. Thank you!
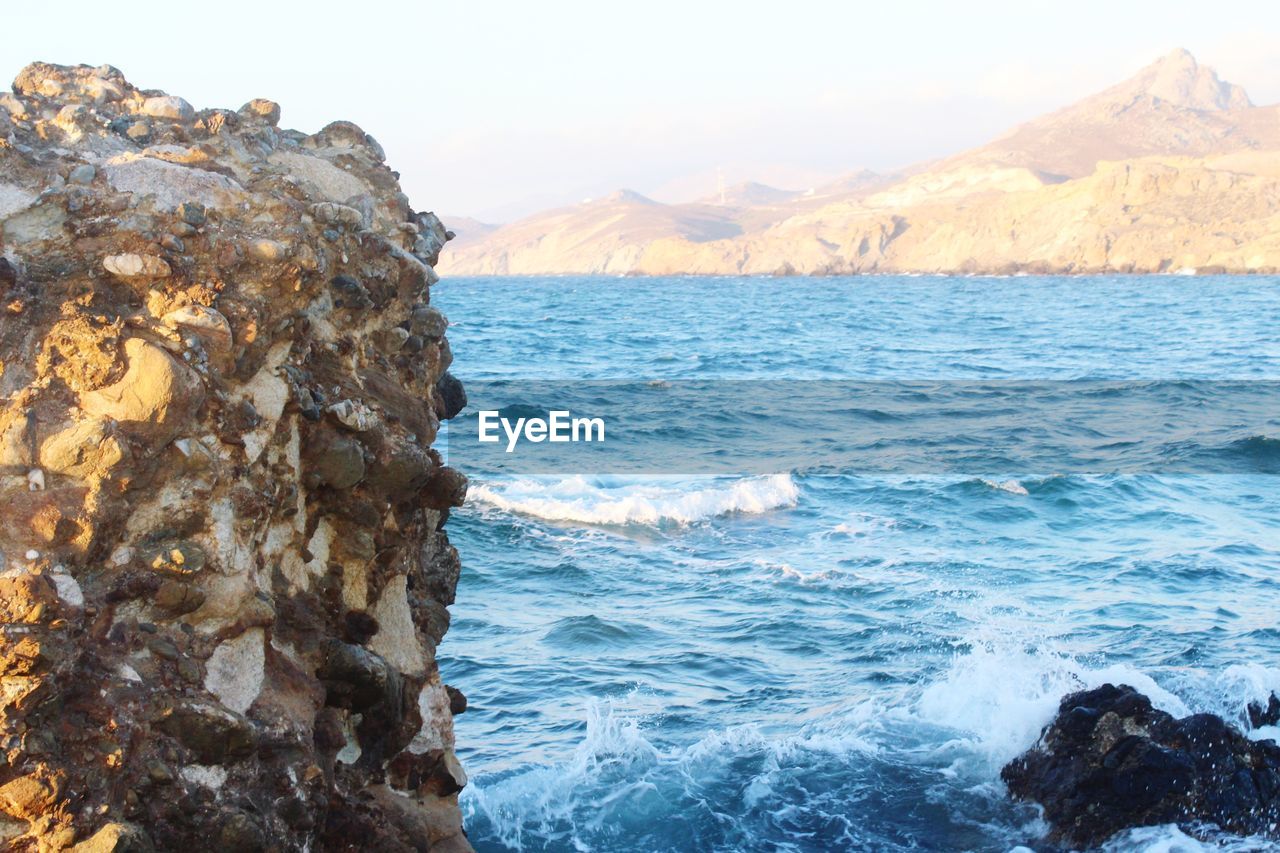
[0,62,469,851]
[1002,683,1280,848]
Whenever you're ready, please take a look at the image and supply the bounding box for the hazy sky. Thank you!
[5,1,1280,221]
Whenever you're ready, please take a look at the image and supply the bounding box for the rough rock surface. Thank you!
[1002,684,1280,848]
[0,62,469,851]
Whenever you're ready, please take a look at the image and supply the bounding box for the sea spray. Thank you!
[469,473,800,526]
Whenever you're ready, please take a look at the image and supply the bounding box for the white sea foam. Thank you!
[462,636,1280,851]
[462,700,660,850]
[830,512,898,537]
[462,697,880,850]
[980,478,1029,495]
[469,473,799,525]
[916,638,1191,773]
[751,558,837,585]
[1102,824,1280,852]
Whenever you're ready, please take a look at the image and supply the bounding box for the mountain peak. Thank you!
[598,189,657,205]
[1121,48,1252,110]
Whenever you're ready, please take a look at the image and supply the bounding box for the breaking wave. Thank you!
[468,473,800,526]
[461,633,1280,851]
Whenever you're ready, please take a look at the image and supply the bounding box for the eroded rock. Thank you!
[0,62,468,851]
[79,338,205,445]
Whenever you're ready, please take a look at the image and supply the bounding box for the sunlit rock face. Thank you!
[0,62,471,851]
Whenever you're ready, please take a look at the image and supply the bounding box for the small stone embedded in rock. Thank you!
[180,201,206,226]
[311,201,363,228]
[103,253,171,279]
[39,418,125,477]
[154,579,205,615]
[247,238,289,262]
[141,540,207,575]
[305,429,366,489]
[68,164,96,185]
[420,466,468,510]
[216,811,266,853]
[162,304,233,371]
[154,702,255,764]
[67,821,154,853]
[0,257,17,288]
[343,610,380,645]
[328,399,377,432]
[146,636,180,660]
[410,305,448,339]
[329,274,372,309]
[318,640,397,712]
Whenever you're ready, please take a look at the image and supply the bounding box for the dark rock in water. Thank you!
[1249,693,1280,728]
[1002,683,1280,848]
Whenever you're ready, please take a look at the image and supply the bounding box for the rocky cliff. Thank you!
[441,50,1280,276]
[0,63,470,851]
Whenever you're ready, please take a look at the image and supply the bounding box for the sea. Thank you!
[431,275,1280,852]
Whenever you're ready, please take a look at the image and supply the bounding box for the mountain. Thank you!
[697,181,801,207]
[947,48,1267,179]
[439,215,499,248]
[440,50,1280,276]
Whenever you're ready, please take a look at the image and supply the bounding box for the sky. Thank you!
[5,0,1280,222]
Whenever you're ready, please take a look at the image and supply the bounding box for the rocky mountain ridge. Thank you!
[442,50,1280,276]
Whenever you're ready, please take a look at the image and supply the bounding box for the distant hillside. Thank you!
[439,215,499,248]
[441,50,1280,276]
[696,181,801,207]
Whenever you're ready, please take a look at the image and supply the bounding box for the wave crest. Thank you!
[469,473,800,525]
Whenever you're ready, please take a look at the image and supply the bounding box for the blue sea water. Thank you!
[432,276,1280,852]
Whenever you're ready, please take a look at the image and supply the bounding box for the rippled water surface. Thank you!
[432,276,1280,852]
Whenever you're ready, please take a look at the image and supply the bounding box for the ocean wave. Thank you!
[1198,434,1280,472]
[916,638,1192,773]
[829,512,899,537]
[461,639,1280,851]
[979,478,1030,495]
[461,700,660,850]
[918,635,1280,773]
[461,697,881,851]
[541,614,663,649]
[750,558,838,585]
[468,473,800,525]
